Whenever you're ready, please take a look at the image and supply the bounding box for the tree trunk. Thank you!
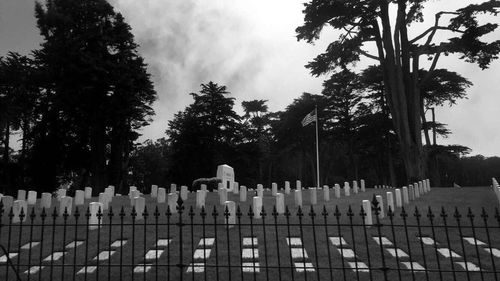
[90,119,107,195]
[3,121,9,166]
[109,126,125,193]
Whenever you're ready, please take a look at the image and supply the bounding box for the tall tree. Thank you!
[34,0,156,193]
[297,0,500,181]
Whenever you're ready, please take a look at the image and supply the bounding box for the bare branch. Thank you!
[357,49,380,61]
[420,52,442,85]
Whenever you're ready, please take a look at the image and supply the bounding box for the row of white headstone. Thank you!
[362,179,431,226]
[493,178,499,203]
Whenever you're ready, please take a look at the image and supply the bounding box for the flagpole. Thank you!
[315,105,320,189]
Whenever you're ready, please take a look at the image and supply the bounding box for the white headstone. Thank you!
[157,188,166,203]
[170,183,177,194]
[41,193,52,209]
[17,189,27,201]
[129,186,137,197]
[233,182,239,194]
[253,196,263,219]
[105,187,114,201]
[402,186,409,204]
[257,184,264,198]
[89,202,103,230]
[196,190,206,209]
[360,179,366,192]
[294,189,302,207]
[84,187,92,199]
[99,193,110,210]
[395,189,402,208]
[362,200,372,226]
[60,196,73,216]
[27,191,37,205]
[150,185,158,198]
[129,190,140,205]
[180,186,189,201]
[224,201,236,227]
[216,164,235,192]
[240,186,247,202]
[414,183,420,198]
[219,188,228,205]
[200,184,207,193]
[376,195,385,218]
[310,188,317,205]
[167,193,178,212]
[2,195,13,211]
[344,182,350,197]
[56,189,66,202]
[427,179,431,191]
[334,184,341,198]
[323,185,330,202]
[13,200,28,223]
[386,192,394,213]
[284,181,291,194]
[133,197,146,219]
[409,185,415,200]
[296,180,301,190]
[419,181,424,194]
[353,181,359,194]
[74,190,84,206]
[276,193,285,214]
[272,183,278,196]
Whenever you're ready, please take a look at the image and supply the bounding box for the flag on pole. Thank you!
[301,109,317,127]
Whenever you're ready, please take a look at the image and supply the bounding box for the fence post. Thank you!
[177,195,185,281]
[372,195,388,281]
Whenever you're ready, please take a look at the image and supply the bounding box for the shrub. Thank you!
[191,177,221,192]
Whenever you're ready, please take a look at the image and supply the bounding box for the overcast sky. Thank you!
[1,0,499,156]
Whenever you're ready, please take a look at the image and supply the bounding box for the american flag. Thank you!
[301,108,317,127]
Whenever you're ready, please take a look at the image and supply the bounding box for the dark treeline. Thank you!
[0,0,156,195]
[1,0,499,194]
[128,80,499,190]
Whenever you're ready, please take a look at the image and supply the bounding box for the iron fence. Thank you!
[0,196,499,281]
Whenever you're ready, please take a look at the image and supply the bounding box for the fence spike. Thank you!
[200,205,206,217]
[236,205,242,218]
[309,205,316,217]
[427,206,434,220]
[297,205,303,217]
[212,205,218,217]
[334,205,341,218]
[189,205,195,217]
[321,205,328,217]
[414,206,421,218]
[143,205,149,219]
[347,205,354,217]
[272,205,278,217]
[480,207,488,219]
[453,207,461,219]
[400,206,407,218]
[467,207,474,219]
[154,205,160,218]
[248,205,254,218]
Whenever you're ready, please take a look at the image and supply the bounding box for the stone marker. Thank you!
[375,195,385,218]
[323,185,330,202]
[169,183,177,194]
[240,186,247,202]
[129,186,137,197]
[344,182,350,197]
[233,182,239,194]
[129,190,140,205]
[201,184,207,193]
[2,196,13,211]
[27,191,37,205]
[167,193,178,212]
[13,200,28,223]
[253,196,263,219]
[74,190,84,206]
[427,179,431,191]
[402,186,409,204]
[362,200,372,226]
[85,187,92,199]
[395,189,402,208]
[294,189,302,207]
[180,186,189,201]
[296,180,302,190]
[386,192,395,213]
[334,184,341,198]
[219,187,228,205]
[272,183,278,196]
[40,193,52,209]
[107,185,115,197]
[276,193,285,214]
[285,181,291,194]
[360,179,366,192]
[409,185,415,200]
[196,190,206,209]
[151,185,158,198]
[99,193,110,210]
[89,202,103,230]
[17,189,27,201]
[133,197,146,219]
[56,189,66,202]
[257,184,264,198]
[310,188,317,205]
[419,181,424,194]
[414,184,420,198]
[157,188,166,203]
[60,196,73,216]
[353,181,359,194]
[217,164,235,192]
[224,201,236,227]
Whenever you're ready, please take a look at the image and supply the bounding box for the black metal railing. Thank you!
[0,195,499,281]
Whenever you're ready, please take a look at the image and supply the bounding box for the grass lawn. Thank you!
[0,185,498,281]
